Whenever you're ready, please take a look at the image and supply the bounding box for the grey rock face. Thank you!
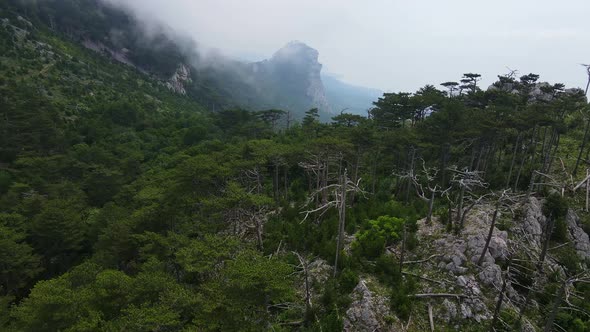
[308,258,331,285]
[566,209,590,261]
[166,64,192,95]
[521,319,537,332]
[435,238,470,274]
[440,299,458,322]
[269,41,330,112]
[462,297,489,322]
[456,275,482,296]
[520,197,546,249]
[488,232,509,259]
[17,15,33,27]
[344,279,393,332]
[529,83,555,102]
[467,234,494,265]
[488,81,586,103]
[438,295,488,323]
[478,264,502,287]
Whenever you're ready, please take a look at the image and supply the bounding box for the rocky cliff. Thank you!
[247,41,331,115]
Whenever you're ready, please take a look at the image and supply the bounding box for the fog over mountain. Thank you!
[107,0,590,93]
[84,0,379,116]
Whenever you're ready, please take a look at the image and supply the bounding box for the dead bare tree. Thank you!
[477,191,525,267]
[301,169,364,277]
[405,146,417,204]
[292,252,315,324]
[478,190,506,266]
[227,205,270,250]
[528,169,570,198]
[241,166,264,194]
[573,169,590,211]
[299,151,344,208]
[582,64,590,96]
[448,167,488,231]
[489,256,512,332]
[506,133,522,188]
[537,211,554,272]
[573,110,590,177]
[299,153,327,207]
[399,221,407,272]
[409,160,452,223]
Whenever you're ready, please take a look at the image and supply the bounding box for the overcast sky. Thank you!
[113,0,590,93]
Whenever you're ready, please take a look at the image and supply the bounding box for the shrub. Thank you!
[338,268,359,293]
[390,277,416,321]
[374,254,401,287]
[352,216,404,259]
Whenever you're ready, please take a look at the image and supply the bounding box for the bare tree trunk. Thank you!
[447,200,453,229]
[371,151,380,194]
[456,186,465,226]
[507,133,521,188]
[255,219,264,250]
[459,196,479,232]
[544,280,566,332]
[399,221,407,272]
[514,144,528,191]
[351,147,361,203]
[405,147,416,204]
[478,200,500,266]
[517,282,532,327]
[428,303,435,332]
[482,144,493,174]
[538,213,554,271]
[540,127,548,165]
[540,129,556,177]
[441,143,450,187]
[284,164,289,200]
[489,259,510,332]
[315,164,321,202]
[404,177,412,205]
[426,190,435,224]
[294,252,313,323]
[274,163,279,200]
[528,125,538,172]
[475,145,485,171]
[573,119,590,176]
[322,161,329,204]
[255,168,262,195]
[334,171,348,277]
[469,147,476,171]
[496,143,504,168]
[546,133,560,175]
[527,169,537,197]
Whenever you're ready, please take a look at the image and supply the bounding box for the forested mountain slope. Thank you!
[2,1,590,332]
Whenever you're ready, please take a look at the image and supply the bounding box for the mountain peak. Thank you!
[271,40,319,64]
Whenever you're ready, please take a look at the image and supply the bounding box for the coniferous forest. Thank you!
[2,1,590,331]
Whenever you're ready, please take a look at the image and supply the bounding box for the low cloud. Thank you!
[105,0,590,92]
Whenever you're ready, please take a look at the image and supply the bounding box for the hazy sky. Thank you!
[113,0,590,92]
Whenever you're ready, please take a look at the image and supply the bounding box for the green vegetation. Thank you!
[2,1,590,331]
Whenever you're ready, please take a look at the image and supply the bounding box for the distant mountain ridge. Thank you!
[4,0,380,119]
[322,73,382,116]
